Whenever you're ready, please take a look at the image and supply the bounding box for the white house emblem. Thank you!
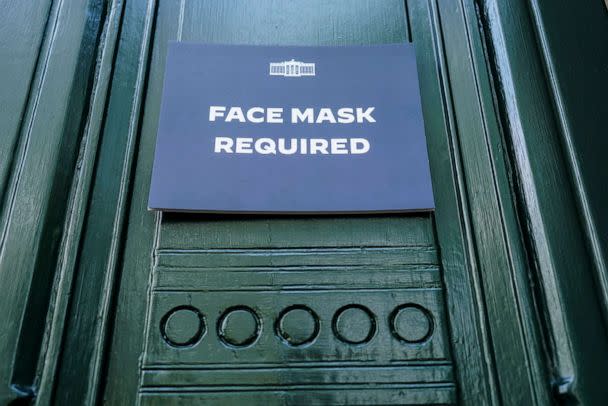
[269,59,315,77]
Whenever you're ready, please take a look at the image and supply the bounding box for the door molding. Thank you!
[412,0,551,403]
[478,0,608,403]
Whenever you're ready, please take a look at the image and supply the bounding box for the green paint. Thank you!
[0,0,606,405]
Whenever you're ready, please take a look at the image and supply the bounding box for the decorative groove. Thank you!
[156,246,439,268]
[332,304,377,345]
[154,288,442,293]
[275,305,320,347]
[389,303,434,344]
[153,300,439,351]
[146,289,447,367]
[142,360,453,370]
[157,246,437,254]
[217,306,262,348]
[409,0,502,403]
[54,0,161,404]
[0,0,112,401]
[160,305,205,348]
[139,383,457,392]
[156,264,441,271]
[35,0,128,403]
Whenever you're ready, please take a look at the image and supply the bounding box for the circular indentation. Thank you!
[275,305,320,347]
[217,305,261,348]
[160,305,205,348]
[389,304,434,344]
[332,304,377,345]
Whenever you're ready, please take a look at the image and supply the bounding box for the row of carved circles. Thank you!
[160,303,434,349]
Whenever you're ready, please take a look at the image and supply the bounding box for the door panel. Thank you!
[62,0,549,405]
[100,1,456,404]
[100,1,458,405]
[141,216,453,404]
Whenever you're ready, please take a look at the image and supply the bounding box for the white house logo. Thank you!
[269,59,315,77]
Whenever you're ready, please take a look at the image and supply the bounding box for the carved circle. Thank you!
[275,305,320,347]
[217,305,262,348]
[160,305,205,348]
[332,304,377,345]
[389,303,434,344]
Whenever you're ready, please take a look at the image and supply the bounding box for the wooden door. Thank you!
[47,1,551,405]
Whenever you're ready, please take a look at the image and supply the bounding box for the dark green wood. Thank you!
[32,0,551,404]
[407,1,499,402]
[433,1,550,403]
[0,0,52,206]
[2,0,604,404]
[479,0,608,403]
[0,0,106,403]
[102,1,461,404]
[36,1,126,404]
[92,0,547,404]
[527,0,608,310]
[50,0,153,404]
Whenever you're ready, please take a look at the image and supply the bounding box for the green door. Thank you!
[44,0,551,405]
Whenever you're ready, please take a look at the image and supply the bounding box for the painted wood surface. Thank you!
[91,0,545,404]
[0,0,106,403]
[480,0,608,403]
[1,0,604,405]
[528,0,608,310]
[99,1,459,404]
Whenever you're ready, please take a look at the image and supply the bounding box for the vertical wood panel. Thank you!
[0,0,106,403]
[528,0,608,331]
[51,0,158,404]
[408,0,499,403]
[0,0,53,207]
[36,0,126,403]
[436,0,550,403]
[480,0,608,403]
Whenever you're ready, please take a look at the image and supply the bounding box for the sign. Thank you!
[148,43,434,213]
